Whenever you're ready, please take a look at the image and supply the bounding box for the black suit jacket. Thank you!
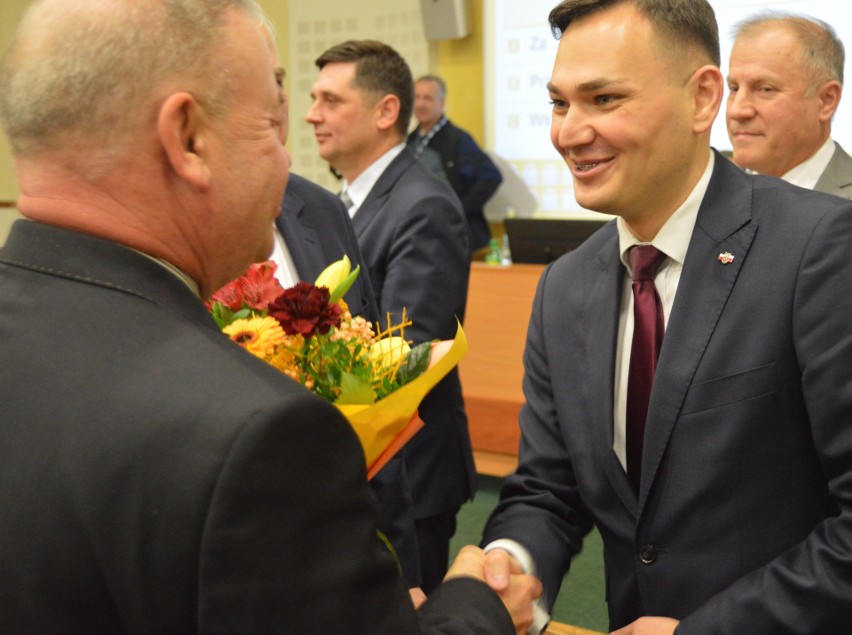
[483,152,852,632]
[277,172,421,586]
[352,149,477,523]
[0,220,512,633]
[407,120,502,251]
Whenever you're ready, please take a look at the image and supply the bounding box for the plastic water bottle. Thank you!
[485,238,501,265]
[500,233,513,266]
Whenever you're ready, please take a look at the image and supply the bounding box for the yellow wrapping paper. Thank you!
[336,323,467,476]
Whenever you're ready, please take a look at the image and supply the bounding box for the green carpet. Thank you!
[450,475,609,633]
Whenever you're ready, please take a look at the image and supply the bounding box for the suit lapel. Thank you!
[584,230,642,516]
[351,150,413,237]
[637,154,757,509]
[814,143,852,198]
[276,191,326,282]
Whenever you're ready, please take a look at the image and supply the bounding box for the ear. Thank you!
[817,80,842,122]
[690,65,724,134]
[157,92,212,191]
[374,94,401,132]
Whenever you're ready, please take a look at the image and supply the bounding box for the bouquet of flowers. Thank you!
[207,257,466,478]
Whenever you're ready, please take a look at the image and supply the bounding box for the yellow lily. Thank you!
[314,255,360,304]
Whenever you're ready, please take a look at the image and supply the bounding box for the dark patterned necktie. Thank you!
[626,245,666,492]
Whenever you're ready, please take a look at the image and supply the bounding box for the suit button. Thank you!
[639,545,657,564]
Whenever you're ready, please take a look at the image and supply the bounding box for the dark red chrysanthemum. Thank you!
[268,282,342,337]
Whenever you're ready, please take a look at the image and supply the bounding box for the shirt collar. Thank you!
[342,143,406,212]
[780,138,836,190]
[132,249,201,297]
[617,150,715,271]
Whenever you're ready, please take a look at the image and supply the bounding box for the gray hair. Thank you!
[732,11,844,91]
[0,0,264,159]
[416,75,447,100]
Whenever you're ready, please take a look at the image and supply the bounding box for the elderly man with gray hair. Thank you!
[726,11,852,197]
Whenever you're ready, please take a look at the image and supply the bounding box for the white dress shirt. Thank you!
[612,151,714,468]
[268,225,300,288]
[340,143,406,218]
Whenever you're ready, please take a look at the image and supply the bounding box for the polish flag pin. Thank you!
[718,252,735,264]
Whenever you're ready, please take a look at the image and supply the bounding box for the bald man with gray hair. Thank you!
[0,0,540,631]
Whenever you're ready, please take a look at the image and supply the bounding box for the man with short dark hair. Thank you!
[307,39,477,598]
[407,75,503,252]
[480,1,852,633]
[726,12,852,197]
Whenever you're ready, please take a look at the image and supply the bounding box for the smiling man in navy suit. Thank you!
[481,1,852,634]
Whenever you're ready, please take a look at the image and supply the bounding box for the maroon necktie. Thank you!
[626,245,666,492]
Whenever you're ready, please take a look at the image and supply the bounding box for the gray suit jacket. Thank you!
[0,220,513,633]
[814,141,852,199]
[482,152,852,632]
[352,149,477,522]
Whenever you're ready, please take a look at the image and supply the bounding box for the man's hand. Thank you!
[483,547,523,592]
[610,616,679,635]
[408,586,427,609]
[480,547,543,634]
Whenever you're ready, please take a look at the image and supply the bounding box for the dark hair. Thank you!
[315,39,413,137]
[548,0,720,67]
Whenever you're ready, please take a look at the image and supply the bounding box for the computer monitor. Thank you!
[504,218,609,264]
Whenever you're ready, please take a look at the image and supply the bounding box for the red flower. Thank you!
[209,261,283,311]
[268,282,343,337]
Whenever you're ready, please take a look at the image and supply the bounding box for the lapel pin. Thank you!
[718,252,735,265]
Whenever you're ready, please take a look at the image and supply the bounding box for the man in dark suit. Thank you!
[307,40,477,597]
[726,12,852,198]
[481,1,852,634]
[0,0,540,631]
[407,74,503,252]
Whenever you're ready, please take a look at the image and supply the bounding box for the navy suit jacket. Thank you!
[352,149,477,523]
[0,220,513,633]
[483,152,852,632]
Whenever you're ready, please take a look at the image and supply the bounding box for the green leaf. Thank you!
[396,341,432,386]
[329,265,360,304]
[211,303,233,329]
[233,307,253,320]
[335,371,376,405]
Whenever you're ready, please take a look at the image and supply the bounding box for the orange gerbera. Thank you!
[223,316,286,359]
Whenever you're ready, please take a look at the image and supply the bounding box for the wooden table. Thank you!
[460,262,544,475]
[545,621,605,635]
